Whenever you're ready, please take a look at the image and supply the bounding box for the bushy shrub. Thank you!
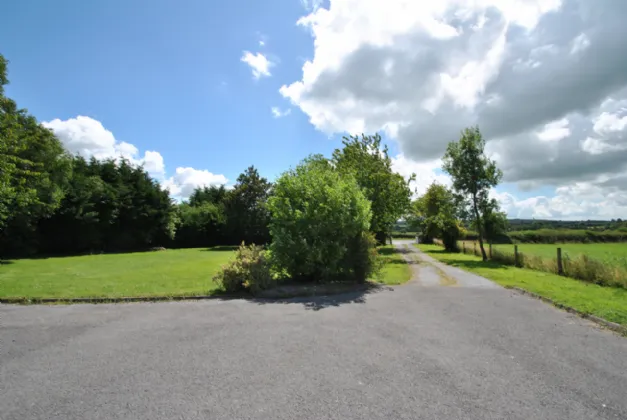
[212,242,274,294]
[342,231,382,283]
[267,156,376,283]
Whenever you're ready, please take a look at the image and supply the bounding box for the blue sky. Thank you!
[2,0,627,219]
[1,0,338,183]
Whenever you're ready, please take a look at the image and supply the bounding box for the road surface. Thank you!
[1,242,626,419]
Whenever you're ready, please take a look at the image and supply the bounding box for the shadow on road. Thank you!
[249,283,393,311]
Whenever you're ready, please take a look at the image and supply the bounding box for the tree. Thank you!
[267,156,376,283]
[225,166,272,245]
[0,54,72,254]
[409,182,462,251]
[332,133,413,244]
[442,126,502,260]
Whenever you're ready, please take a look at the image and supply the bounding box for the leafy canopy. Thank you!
[332,133,413,243]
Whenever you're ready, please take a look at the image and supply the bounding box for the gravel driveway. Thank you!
[1,243,626,419]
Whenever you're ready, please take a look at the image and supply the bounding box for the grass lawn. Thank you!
[0,247,236,299]
[0,244,412,300]
[418,244,627,327]
[377,245,412,285]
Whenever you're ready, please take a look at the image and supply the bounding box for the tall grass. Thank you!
[447,240,627,289]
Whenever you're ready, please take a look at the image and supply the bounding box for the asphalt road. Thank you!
[1,244,626,420]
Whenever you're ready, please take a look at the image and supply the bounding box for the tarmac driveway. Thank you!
[1,246,626,419]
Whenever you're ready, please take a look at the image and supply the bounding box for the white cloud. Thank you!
[240,51,273,79]
[162,167,228,200]
[43,116,227,200]
[271,107,291,118]
[283,0,627,219]
[536,118,570,142]
[43,116,166,177]
[391,154,450,197]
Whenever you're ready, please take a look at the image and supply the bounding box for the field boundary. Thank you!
[508,286,627,336]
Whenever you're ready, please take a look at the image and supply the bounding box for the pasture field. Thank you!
[460,241,627,261]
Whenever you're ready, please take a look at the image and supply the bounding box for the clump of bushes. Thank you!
[212,242,274,294]
[266,157,380,283]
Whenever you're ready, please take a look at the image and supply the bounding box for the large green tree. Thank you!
[442,126,503,260]
[409,182,462,251]
[332,133,413,244]
[267,156,376,283]
[0,54,72,254]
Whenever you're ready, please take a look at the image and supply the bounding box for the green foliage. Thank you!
[333,133,413,244]
[508,229,627,243]
[267,157,376,283]
[224,166,272,245]
[410,183,462,251]
[175,202,227,248]
[212,242,274,294]
[442,126,503,260]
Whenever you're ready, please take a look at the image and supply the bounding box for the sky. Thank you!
[2,0,627,220]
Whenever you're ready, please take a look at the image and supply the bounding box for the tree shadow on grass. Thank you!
[248,282,393,311]
[201,246,239,252]
[437,258,510,270]
[0,260,15,265]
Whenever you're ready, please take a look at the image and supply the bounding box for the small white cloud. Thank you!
[570,33,590,55]
[259,40,265,47]
[240,51,273,79]
[271,107,291,118]
[536,118,570,142]
[163,167,228,200]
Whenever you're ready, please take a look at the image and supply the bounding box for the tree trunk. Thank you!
[472,195,488,261]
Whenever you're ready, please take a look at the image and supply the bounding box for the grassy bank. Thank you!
[418,244,627,327]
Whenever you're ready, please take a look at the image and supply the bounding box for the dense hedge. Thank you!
[461,229,627,244]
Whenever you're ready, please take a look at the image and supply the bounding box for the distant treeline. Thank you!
[507,218,627,232]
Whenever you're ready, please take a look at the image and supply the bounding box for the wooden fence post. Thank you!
[489,242,492,259]
[514,245,519,267]
[557,247,563,275]
[462,242,466,253]
[474,241,477,256]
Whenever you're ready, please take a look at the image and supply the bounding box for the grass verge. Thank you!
[377,245,412,285]
[418,244,627,327]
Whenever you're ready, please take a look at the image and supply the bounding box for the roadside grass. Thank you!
[418,244,627,327]
[377,245,412,285]
[0,247,236,299]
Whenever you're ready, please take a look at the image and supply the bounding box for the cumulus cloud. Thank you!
[282,0,627,219]
[43,116,227,200]
[162,167,228,200]
[43,116,166,177]
[241,51,273,79]
[271,107,291,118]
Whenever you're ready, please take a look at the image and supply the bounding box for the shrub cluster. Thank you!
[212,243,274,294]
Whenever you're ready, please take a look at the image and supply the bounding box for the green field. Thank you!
[0,245,410,300]
[418,244,627,327]
[460,241,627,260]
